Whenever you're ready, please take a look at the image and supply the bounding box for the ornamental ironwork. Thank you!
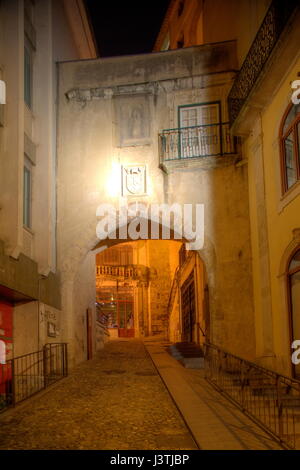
[228,0,299,126]
[159,122,235,162]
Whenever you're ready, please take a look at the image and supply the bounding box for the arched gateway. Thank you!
[57,44,255,367]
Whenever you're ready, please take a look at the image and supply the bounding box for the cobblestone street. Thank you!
[0,340,197,450]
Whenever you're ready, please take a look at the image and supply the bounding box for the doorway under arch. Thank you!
[94,239,209,353]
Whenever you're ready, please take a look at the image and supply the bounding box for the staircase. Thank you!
[169,342,204,369]
[205,342,300,449]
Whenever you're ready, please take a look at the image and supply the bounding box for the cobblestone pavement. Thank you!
[0,340,197,450]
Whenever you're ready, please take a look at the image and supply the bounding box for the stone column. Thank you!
[250,117,274,365]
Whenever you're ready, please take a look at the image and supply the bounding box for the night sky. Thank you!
[85,0,170,57]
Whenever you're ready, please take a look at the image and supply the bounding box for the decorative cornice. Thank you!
[65,72,232,104]
[65,82,157,103]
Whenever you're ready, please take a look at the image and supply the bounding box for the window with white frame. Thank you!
[178,102,221,158]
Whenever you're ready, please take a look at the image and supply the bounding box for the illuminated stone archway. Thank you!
[59,213,214,367]
[57,47,256,367]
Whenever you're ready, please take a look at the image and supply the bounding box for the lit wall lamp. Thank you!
[0,80,6,104]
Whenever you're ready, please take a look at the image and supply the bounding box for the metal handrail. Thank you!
[204,342,300,449]
[0,342,68,412]
[159,121,236,162]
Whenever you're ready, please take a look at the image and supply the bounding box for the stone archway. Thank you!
[59,212,216,367]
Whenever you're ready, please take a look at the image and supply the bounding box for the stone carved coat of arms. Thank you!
[122,165,147,196]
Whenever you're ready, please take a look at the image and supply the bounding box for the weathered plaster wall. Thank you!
[13,301,39,357]
[147,240,174,336]
[71,251,96,365]
[39,302,62,347]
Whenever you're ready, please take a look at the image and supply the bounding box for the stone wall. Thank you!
[148,240,174,336]
[13,301,39,357]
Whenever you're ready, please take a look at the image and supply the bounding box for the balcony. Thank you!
[159,122,236,165]
[228,0,299,129]
[96,265,151,285]
[96,265,138,279]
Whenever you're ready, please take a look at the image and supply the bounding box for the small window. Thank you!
[280,103,300,193]
[24,44,32,108]
[23,163,32,228]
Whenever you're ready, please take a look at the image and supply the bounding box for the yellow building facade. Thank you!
[153,0,300,378]
[241,56,300,377]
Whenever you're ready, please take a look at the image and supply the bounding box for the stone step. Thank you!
[174,342,204,358]
[179,357,205,369]
[168,342,204,369]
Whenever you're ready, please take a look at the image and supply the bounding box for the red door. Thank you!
[0,301,13,400]
[118,301,134,338]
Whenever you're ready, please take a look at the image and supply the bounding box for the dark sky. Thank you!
[85,1,170,57]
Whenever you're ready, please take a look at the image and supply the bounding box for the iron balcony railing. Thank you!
[204,343,300,449]
[96,265,138,279]
[228,0,299,126]
[0,343,68,412]
[159,122,236,163]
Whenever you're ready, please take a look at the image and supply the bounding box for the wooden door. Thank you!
[181,272,196,342]
[86,308,93,360]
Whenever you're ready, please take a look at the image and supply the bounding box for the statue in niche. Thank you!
[116,97,150,147]
[129,105,144,139]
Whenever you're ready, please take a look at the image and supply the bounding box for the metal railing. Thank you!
[159,122,236,162]
[228,0,299,126]
[0,343,68,412]
[204,343,300,449]
[96,265,138,279]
